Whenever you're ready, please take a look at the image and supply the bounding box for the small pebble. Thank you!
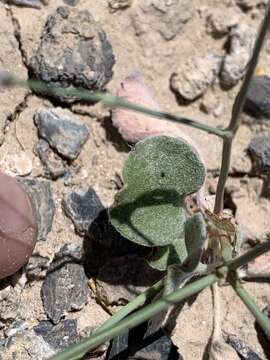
[34,319,79,350]
[18,178,55,241]
[25,253,50,281]
[108,326,183,359]
[171,54,222,102]
[248,136,270,173]
[221,24,256,87]
[35,139,67,180]
[62,187,104,236]
[3,152,33,177]
[41,244,89,324]
[34,108,90,160]
[244,76,270,119]
[227,335,265,360]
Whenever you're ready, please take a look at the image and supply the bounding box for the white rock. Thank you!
[221,24,256,87]
[171,54,222,101]
[206,8,240,36]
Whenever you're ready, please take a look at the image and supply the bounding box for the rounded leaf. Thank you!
[110,188,186,247]
[123,135,205,196]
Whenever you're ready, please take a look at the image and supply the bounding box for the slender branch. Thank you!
[49,273,218,360]
[227,240,270,271]
[94,279,164,335]
[230,279,270,340]
[0,71,227,138]
[214,138,232,214]
[214,3,270,214]
[228,1,270,134]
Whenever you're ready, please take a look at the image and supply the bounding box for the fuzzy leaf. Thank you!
[148,236,188,271]
[110,136,206,247]
[123,136,205,195]
[110,188,186,246]
[183,212,207,272]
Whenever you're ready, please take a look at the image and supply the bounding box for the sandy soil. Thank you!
[0,0,269,359]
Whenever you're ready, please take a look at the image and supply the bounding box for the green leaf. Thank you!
[148,235,188,271]
[110,136,206,247]
[110,188,186,246]
[123,136,205,196]
[183,212,207,272]
[164,213,208,294]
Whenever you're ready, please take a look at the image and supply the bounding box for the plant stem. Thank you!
[94,279,164,335]
[0,72,227,138]
[230,279,270,340]
[227,240,270,270]
[214,138,232,214]
[49,273,218,360]
[214,2,270,214]
[228,1,270,134]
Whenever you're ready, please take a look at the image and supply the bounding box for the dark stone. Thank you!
[107,325,183,360]
[4,0,43,8]
[18,177,55,241]
[25,253,50,281]
[96,255,162,306]
[62,187,104,236]
[255,305,270,360]
[226,335,265,360]
[244,76,270,119]
[34,108,90,161]
[63,0,80,5]
[248,136,270,174]
[35,139,67,179]
[41,244,89,324]
[34,319,79,350]
[29,6,115,103]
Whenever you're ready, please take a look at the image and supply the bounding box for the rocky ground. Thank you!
[0,0,270,359]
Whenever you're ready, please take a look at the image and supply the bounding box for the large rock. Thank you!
[170,54,222,102]
[29,6,115,103]
[244,76,270,119]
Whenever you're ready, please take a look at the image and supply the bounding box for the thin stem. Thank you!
[214,3,270,214]
[0,72,227,138]
[49,273,218,360]
[230,279,270,340]
[228,1,270,134]
[227,240,270,271]
[94,279,164,335]
[214,138,232,214]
